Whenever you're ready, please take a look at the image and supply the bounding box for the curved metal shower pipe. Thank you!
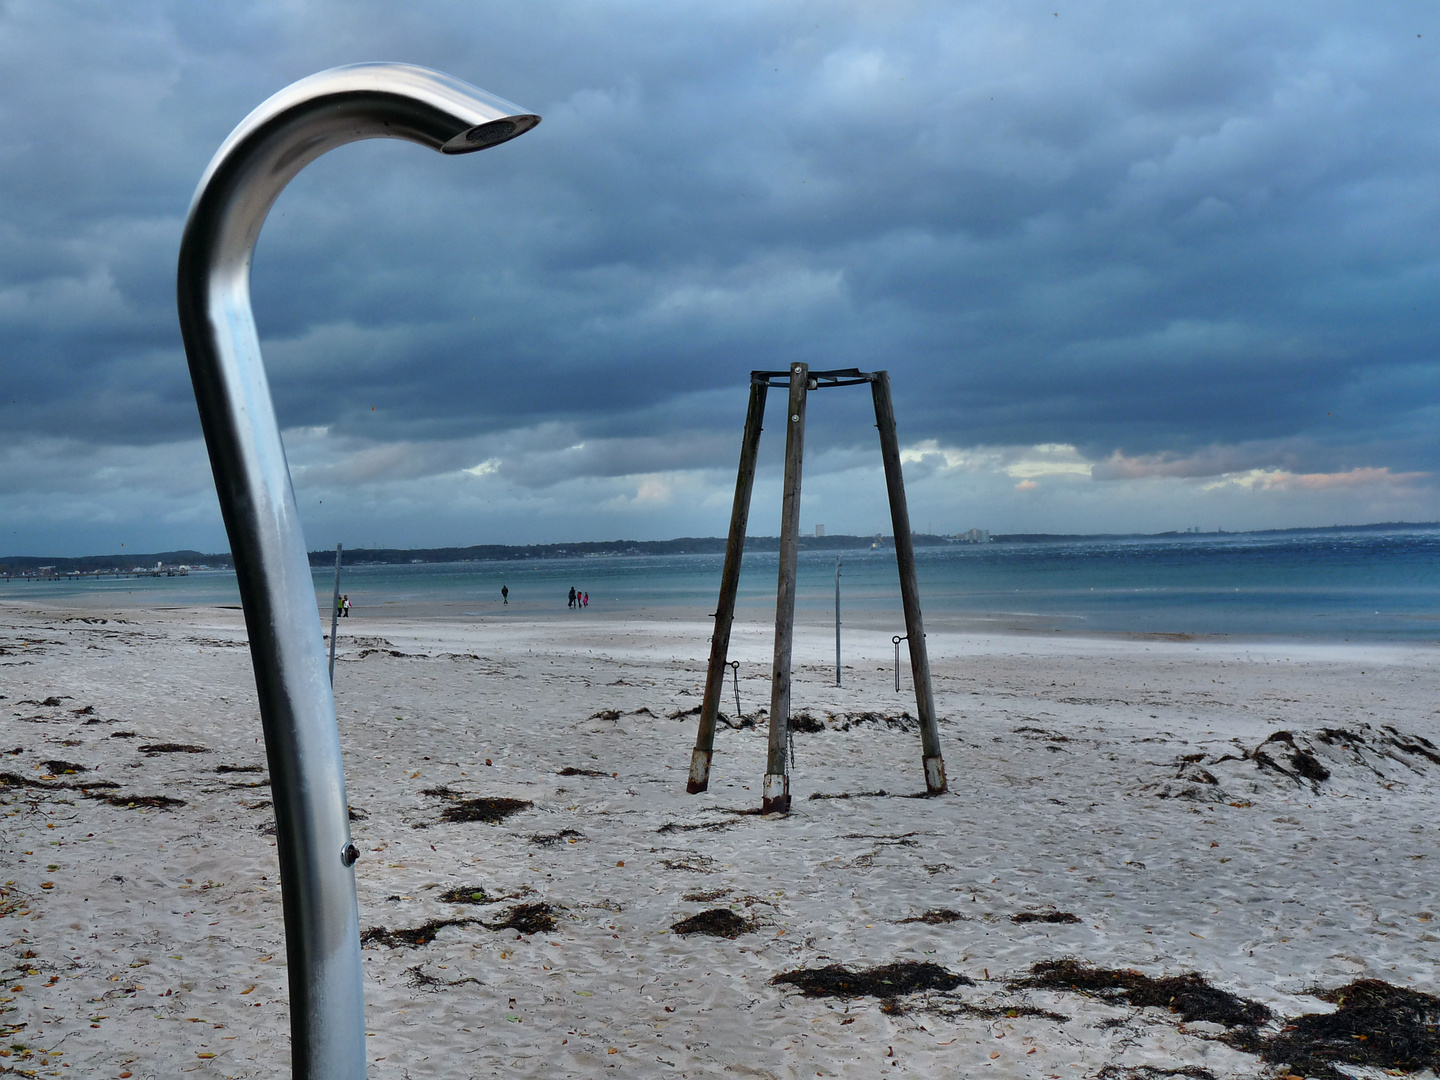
[176,64,539,1079]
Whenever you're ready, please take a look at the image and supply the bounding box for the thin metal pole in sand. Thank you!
[871,371,947,796]
[835,555,842,687]
[689,377,768,794]
[763,363,809,814]
[328,543,342,685]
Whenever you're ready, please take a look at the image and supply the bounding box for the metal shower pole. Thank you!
[176,64,539,1080]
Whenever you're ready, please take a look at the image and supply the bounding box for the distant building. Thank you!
[956,528,990,544]
[815,524,825,537]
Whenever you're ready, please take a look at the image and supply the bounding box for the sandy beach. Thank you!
[1,597,1437,1078]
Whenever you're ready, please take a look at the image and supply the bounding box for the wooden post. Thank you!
[871,372,947,795]
[327,543,342,685]
[763,363,808,814]
[689,378,768,794]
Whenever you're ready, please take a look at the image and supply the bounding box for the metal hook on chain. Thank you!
[728,659,741,720]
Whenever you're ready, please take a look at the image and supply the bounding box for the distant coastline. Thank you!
[3,520,1437,577]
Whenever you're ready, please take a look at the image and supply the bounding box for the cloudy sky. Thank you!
[3,2,1438,556]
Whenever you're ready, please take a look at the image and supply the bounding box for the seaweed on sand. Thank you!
[1255,979,1440,1079]
[484,902,557,934]
[361,918,477,949]
[1011,960,1270,1028]
[420,784,532,824]
[530,829,583,846]
[670,909,753,938]
[788,711,825,733]
[0,770,180,808]
[99,793,185,809]
[137,743,208,755]
[772,961,973,999]
[1012,911,1082,924]
[905,999,1070,1023]
[898,909,968,924]
[439,886,489,904]
[372,904,557,942]
[556,766,610,777]
[442,797,531,824]
[405,964,482,993]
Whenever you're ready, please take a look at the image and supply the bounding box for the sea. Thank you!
[8,528,1440,643]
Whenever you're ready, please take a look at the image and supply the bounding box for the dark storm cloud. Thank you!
[2,0,1439,551]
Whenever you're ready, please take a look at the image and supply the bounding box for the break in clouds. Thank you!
[2,1,1439,554]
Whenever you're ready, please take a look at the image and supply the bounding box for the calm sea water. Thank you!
[9,529,1440,642]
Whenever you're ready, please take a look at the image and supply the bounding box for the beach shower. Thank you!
[176,64,538,1080]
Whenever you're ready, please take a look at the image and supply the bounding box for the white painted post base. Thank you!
[924,755,947,795]
[761,772,790,815]
[687,748,712,794]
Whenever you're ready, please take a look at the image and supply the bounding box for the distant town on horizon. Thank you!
[3,521,1437,578]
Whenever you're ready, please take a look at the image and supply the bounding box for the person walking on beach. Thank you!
[341,594,351,617]
[582,591,588,609]
[501,585,509,605]
[568,585,576,609]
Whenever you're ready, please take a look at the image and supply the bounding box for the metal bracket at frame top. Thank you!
[751,367,878,388]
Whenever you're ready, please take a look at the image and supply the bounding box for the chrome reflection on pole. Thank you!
[328,543,342,685]
[176,64,539,1080]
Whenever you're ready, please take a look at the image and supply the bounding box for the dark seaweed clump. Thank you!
[138,743,208,755]
[670,909,753,938]
[102,793,185,809]
[898,909,967,924]
[362,917,476,949]
[788,711,826,733]
[41,760,87,774]
[0,770,180,808]
[440,797,532,824]
[556,766,610,777]
[1012,911,1082,924]
[773,961,972,999]
[530,829,584,846]
[439,886,489,904]
[1013,960,1270,1028]
[486,902,558,934]
[1256,979,1440,1079]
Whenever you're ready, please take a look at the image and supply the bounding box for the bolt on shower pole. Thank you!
[328,543,342,685]
[176,64,538,1080]
[763,363,809,814]
[690,377,767,793]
